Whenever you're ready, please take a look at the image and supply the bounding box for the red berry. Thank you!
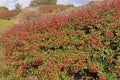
[32,61,37,67]
[39,60,43,65]
[106,31,113,39]
[99,76,106,80]
[21,65,27,69]
[90,67,97,73]
[76,42,84,47]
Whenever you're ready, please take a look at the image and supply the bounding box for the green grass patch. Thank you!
[0,19,14,34]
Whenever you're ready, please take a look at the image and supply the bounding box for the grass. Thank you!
[0,19,15,80]
[0,19,14,34]
[0,19,14,61]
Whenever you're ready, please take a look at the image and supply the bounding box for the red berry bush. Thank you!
[0,0,120,79]
[0,10,21,20]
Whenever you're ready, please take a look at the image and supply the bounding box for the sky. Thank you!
[0,0,92,10]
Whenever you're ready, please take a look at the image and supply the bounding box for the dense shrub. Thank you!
[14,5,70,23]
[0,7,8,14]
[39,5,71,14]
[0,10,21,20]
[1,0,120,79]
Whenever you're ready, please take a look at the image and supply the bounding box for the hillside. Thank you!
[0,7,8,14]
[14,5,72,23]
[0,5,71,34]
[0,0,120,80]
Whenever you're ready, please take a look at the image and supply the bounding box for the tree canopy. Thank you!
[15,3,21,10]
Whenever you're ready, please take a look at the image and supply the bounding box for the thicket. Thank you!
[0,0,120,79]
[0,10,21,20]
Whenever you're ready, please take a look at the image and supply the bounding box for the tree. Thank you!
[15,3,21,10]
[66,4,74,7]
[30,0,57,6]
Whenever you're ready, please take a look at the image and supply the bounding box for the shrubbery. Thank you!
[14,5,71,23]
[0,0,120,79]
[0,10,21,20]
[0,7,8,14]
[39,5,71,14]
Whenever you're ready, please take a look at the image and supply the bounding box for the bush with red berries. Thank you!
[0,0,120,79]
[0,10,21,20]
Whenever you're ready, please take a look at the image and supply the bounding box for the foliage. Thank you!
[66,4,74,7]
[14,5,70,23]
[39,5,70,14]
[30,0,57,6]
[0,10,21,20]
[0,7,8,14]
[0,0,120,79]
[15,3,22,10]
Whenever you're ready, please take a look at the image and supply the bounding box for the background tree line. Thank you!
[30,0,57,6]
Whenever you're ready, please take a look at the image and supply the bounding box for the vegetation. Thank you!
[30,0,57,6]
[0,7,8,14]
[15,3,22,10]
[66,4,74,7]
[0,0,120,80]
[0,10,21,20]
[0,19,14,34]
[14,5,71,23]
